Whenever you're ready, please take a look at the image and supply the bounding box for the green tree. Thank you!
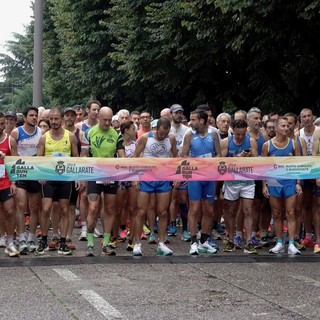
[0,31,34,111]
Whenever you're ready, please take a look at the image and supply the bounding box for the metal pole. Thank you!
[33,0,44,107]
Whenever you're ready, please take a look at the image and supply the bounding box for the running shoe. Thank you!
[27,241,37,252]
[85,246,94,257]
[223,241,235,252]
[301,236,314,248]
[148,233,157,244]
[167,225,177,236]
[58,244,73,256]
[189,242,199,256]
[181,231,191,242]
[211,229,222,240]
[313,243,320,254]
[79,230,87,241]
[269,242,285,254]
[5,243,20,257]
[243,242,258,254]
[35,240,48,256]
[260,236,270,248]
[207,237,219,250]
[251,236,261,249]
[234,236,242,249]
[294,239,305,251]
[223,236,230,245]
[0,236,6,248]
[143,224,150,235]
[153,222,158,234]
[198,240,217,254]
[48,236,60,250]
[126,242,134,251]
[216,223,226,235]
[133,243,143,256]
[102,245,116,256]
[288,244,301,255]
[18,240,28,254]
[140,231,148,240]
[94,227,103,238]
[119,229,127,241]
[108,237,118,248]
[157,242,173,256]
[66,239,76,250]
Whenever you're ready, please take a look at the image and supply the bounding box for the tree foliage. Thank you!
[40,0,320,115]
[0,30,34,111]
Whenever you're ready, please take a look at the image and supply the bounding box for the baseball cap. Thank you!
[4,111,17,120]
[63,107,76,115]
[170,104,184,113]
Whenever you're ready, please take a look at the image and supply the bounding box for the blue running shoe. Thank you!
[148,233,157,244]
[181,231,191,242]
[167,225,177,236]
[251,236,261,249]
[234,236,242,249]
[207,237,219,250]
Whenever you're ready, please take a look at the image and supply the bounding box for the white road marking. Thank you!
[53,268,80,281]
[289,275,320,287]
[79,290,123,319]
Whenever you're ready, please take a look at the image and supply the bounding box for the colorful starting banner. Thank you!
[4,156,320,182]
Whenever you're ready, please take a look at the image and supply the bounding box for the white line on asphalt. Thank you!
[79,290,123,319]
[53,268,80,281]
[289,275,320,287]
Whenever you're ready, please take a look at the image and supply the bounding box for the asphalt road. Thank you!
[1,227,320,320]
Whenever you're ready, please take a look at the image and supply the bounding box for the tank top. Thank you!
[44,130,71,157]
[124,140,136,158]
[267,138,295,186]
[17,126,42,156]
[143,131,171,158]
[0,134,11,190]
[190,131,215,158]
[227,135,251,157]
[247,132,265,156]
[170,124,188,151]
[225,135,253,186]
[299,128,313,156]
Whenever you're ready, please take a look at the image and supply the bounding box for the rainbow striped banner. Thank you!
[4,156,320,182]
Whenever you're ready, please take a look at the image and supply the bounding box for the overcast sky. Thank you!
[0,0,33,54]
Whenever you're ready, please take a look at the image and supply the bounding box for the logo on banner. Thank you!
[55,161,66,175]
[10,159,35,178]
[217,161,227,175]
[176,160,198,180]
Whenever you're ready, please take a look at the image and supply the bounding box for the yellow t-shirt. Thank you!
[44,130,71,157]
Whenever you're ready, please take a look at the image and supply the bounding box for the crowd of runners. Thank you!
[0,102,319,258]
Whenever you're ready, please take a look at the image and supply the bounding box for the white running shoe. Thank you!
[288,243,301,255]
[94,227,102,238]
[189,242,199,255]
[156,242,173,256]
[5,243,20,257]
[133,243,143,256]
[79,230,87,241]
[198,240,217,254]
[0,236,6,248]
[269,242,285,254]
